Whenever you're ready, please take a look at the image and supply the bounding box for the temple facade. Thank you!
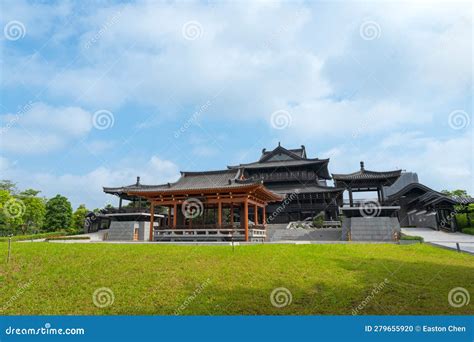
[228,144,344,223]
[99,143,472,241]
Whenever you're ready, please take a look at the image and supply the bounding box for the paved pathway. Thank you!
[402,228,474,254]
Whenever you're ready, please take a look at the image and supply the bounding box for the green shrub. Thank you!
[462,228,474,236]
[46,236,90,241]
[0,231,67,242]
[312,213,325,228]
[400,233,424,242]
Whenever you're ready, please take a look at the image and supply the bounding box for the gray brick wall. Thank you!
[345,217,400,241]
[107,221,152,241]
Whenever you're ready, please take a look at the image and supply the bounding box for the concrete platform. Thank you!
[402,228,474,254]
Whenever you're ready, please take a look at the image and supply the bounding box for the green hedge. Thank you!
[0,231,67,242]
[46,236,90,241]
[462,228,474,236]
[400,234,424,242]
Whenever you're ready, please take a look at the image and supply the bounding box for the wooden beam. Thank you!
[149,203,155,241]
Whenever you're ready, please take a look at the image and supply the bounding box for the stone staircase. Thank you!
[266,224,342,242]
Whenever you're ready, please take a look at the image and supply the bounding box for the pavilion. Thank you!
[332,161,402,207]
[124,169,282,242]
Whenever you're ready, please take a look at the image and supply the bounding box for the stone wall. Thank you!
[107,221,151,241]
[343,217,400,241]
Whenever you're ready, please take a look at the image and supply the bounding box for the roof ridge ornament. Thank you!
[360,161,365,171]
[136,176,140,185]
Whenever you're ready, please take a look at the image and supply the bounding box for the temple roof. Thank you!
[228,144,331,179]
[103,177,158,200]
[259,144,307,161]
[267,184,345,195]
[332,161,402,186]
[109,169,282,201]
[387,182,473,207]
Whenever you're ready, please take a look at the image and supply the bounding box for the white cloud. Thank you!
[1,155,180,209]
[0,102,92,154]
[326,131,473,194]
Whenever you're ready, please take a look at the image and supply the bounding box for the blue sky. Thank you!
[0,0,472,209]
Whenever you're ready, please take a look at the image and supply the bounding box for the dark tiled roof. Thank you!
[332,161,401,185]
[259,146,306,161]
[267,184,345,195]
[121,169,263,193]
[332,169,402,181]
[229,158,329,170]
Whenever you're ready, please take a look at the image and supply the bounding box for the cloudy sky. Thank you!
[0,0,472,209]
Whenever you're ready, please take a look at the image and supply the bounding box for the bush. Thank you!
[462,228,474,236]
[400,234,424,242]
[312,213,325,228]
[46,236,90,241]
[0,231,67,242]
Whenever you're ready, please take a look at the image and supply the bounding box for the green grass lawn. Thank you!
[0,242,473,315]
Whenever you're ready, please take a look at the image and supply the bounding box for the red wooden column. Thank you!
[149,202,155,241]
[218,201,222,227]
[230,204,234,226]
[244,200,249,241]
[263,205,266,226]
[173,203,177,228]
[168,206,172,227]
[254,204,258,225]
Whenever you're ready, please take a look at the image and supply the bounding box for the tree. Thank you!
[0,180,17,194]
[0,189,26,235]
[43,195,73,232]
[21,196,46,234]
[441,189,469,198]
[72,204,89,233]
[19,188,41,197]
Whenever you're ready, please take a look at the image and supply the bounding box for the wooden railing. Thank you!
[322,221,342,228]
[153,225,266,242]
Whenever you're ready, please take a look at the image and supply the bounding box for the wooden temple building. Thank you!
[104,169,282,241]
[100,144,471,241]
[228,144,344,223]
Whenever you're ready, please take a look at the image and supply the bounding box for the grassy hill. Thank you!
[0,242,473,315]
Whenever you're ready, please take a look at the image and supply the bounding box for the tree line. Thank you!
[0,180,89,236]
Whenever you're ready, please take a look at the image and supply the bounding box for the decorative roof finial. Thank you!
[136,176,140,185]
[278,141,281,147]
[360,161,365,170]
